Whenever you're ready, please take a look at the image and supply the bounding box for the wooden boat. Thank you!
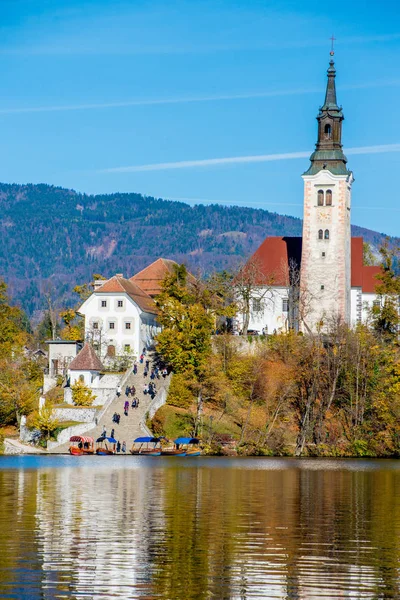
[96,447,114,455]
[174,437,202,456]
[130,436,162,456]
[96,436,116,455]
[160,448,187,456]
[69,436,95,455]
[185,448,201,457]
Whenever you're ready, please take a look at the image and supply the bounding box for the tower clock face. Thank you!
[317,209,331,223]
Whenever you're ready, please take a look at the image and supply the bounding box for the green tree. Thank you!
[371,243,400,341]
[155,265,214,378]
[31,407,60,440]
[0,280,27,359]
[71,380,96,406]
[363,241,376,266]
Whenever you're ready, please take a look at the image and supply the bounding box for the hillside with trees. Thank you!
[0,182,395,315]
[150,258,400,457]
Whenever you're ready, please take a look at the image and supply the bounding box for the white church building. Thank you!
[241,53,382,334]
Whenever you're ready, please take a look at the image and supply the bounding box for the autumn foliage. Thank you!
[153,258,400,457]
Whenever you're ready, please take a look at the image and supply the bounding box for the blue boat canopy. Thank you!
[134,436,160,443]
[174,437,200,445]
[174,437,191,445]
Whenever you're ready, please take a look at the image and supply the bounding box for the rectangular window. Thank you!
[322,252,326,258]
[282,298,289,312]
[93,322,99,329]
[101,300,107,307]
[252,298,261,312]
[373,299,380,308]
[321,285,325,290]
[117,300,123,308]
[125,322,131,330]
[109,322,115,330]
[124,344,131,353]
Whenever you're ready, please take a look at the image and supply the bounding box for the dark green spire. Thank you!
[322,59,339,110]
[304,56,350,176]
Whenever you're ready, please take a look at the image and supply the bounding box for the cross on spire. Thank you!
[330,34,336,56]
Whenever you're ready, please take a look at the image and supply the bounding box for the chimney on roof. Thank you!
[116,273,123,278]
[93,280,105,290]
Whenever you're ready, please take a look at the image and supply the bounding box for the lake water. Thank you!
[0,456,400,599]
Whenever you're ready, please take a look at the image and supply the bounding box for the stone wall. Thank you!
[53,407,98,423]
[44,374,58,394]
[47,365,133,451]
[63,373,121,406]
[4,439,45,454]
[47,422,97,451]
[139,377,170,436]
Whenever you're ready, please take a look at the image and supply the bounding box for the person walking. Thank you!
[122,441,126,454]
[116,385,122,397]
[116,440,121,453]
[133,362,138,375]
[102,425,106,437]
[111,428,115,439]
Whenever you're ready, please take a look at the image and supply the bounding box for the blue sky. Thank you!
[1,0,400,235]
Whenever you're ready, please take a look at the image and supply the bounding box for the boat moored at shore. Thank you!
[96,436,117,455]
[130,436,162,455]
[69,436,94,455]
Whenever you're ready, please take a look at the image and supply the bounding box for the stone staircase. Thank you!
[49,354,170,453]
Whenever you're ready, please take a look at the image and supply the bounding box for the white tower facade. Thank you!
[300,55,353,331]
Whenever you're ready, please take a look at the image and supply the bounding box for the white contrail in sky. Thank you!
[0,80,398,115]
[2,32,400,56]
[100,143,400,173]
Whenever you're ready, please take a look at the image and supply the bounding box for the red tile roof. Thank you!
[245,235,381,293]
[351,237,382,292]
[69,343,104,371]
[96,275,157,314]
[131,258,196,297]
[362,266,382,294]
[243,237,302,287]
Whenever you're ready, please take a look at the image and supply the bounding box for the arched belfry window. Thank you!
[326,189,332,206]
[324,229,330,240]
[324,123,332,139]
[317,190,324,206]
[318,229,323,240]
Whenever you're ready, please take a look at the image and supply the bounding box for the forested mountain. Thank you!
[0,182,394,315]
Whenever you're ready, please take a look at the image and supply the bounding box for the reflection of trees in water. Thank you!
[0,470,43,596]
[149,465,400,599]
[0,462,400,598]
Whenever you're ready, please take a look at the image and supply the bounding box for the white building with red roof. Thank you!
[78,273,160,359]
[241,236,381,334]
[68,342,105,387]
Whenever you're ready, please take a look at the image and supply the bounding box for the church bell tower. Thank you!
[300,52,353,331]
